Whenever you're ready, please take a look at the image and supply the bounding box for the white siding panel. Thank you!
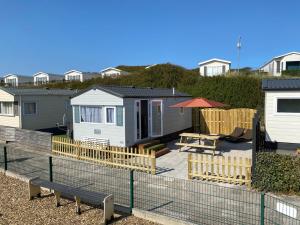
[71,89,123,106]
[71,89,125,146]
[21,95,71,130]
[265,91,300,143]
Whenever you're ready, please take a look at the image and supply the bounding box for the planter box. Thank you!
[155,148,170,158]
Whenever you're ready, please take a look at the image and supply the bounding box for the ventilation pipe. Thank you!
[172,87,175,95]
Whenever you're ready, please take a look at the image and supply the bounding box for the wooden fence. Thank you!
[188,153,252,186]
[194,108,257,135]
[52,136,156,174]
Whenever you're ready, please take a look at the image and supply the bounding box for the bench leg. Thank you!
[178,136,183,152]
[103,194,114,225]
[54,191,61,207]
[28,182,41,200]
[75,196,81,215]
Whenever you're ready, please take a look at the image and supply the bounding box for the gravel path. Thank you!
[0,172,158,225]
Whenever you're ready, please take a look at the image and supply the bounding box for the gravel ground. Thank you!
[0,172,158,225]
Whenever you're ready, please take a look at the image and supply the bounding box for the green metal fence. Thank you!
[1,146,300,225]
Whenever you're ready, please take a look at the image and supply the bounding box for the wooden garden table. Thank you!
[175,133,220,155]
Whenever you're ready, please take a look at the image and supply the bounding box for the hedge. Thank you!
[282,70,300,77]
[38,63,264,110]
[252,152,300,193]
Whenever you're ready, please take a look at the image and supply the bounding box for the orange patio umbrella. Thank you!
[170,97,228,132]
[170,97,228,108]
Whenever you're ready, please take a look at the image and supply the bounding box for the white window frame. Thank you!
[273,96,300,116]
[79,105,102,124]
[0,102,14,116]
[35,76,49,85]
[134,99,148,141]
[150,99,163,137]
[6,78,18,87]
[206,66,223,76]
[23,102,37,115]
[104,106,116,125]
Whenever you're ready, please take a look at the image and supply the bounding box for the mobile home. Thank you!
[71,86,192,147]
[64,70,101,82]
[0,87,75,130]
[33,72,64,85]
[4,74,32,87]
[262,79,300,150]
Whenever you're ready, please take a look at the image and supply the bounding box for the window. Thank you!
[180,107,184,115]
[6,78,17,87]
[68,75,81,81]
[35,77,48,85]
[286,61,300,71]
[106,107,115,124]
[276,61,281,73]
[80,106,101,123]
[206,66,223,76]
[0,102,14,115]
[24,102,37,115]
[277,99,300,113]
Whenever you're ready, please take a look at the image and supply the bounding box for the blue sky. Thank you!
[0,0,300,75]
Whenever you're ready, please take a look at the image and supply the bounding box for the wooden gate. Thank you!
[196,108,256,135]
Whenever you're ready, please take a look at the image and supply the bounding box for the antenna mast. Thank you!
[237,36,242,74]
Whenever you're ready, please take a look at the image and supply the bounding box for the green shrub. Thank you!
[253,153,300,193]
[282,70,300,77]
[36,63,264,111]
[145,144,166,152]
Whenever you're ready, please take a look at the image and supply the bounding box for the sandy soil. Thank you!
[0,172,158,225]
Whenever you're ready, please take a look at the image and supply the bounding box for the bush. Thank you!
[253,153,300,193]
[282,70,300,77]
[41,63,264,111]
[179,76,264,110]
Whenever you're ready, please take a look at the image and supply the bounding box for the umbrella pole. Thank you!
[198,107,201,135]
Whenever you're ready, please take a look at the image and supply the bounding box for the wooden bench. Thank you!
[28,178,114,224]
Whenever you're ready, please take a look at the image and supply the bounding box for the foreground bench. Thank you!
[28,178,114,224]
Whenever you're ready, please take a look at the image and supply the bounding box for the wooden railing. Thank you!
[188,153,252,186]
[194,108,257,135]
[52,136,156,174]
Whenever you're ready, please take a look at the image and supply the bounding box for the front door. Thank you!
[140,100,149,139]
[135,100,149,140]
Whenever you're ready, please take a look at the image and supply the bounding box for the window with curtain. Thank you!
[80,106,101,123]
[24,102,37,115]
[1,102,14,115]
[36,77,48,84]
[206,66,223,76]
[106,107,115,124]
[6,78,17,87]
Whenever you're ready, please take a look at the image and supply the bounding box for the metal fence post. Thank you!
[130,170,134,212]
[4,146,7,171]
[49,156,53,182]
[260,192,265,225]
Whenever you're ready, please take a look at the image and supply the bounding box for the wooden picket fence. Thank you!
[188,153,252,186]
[193,108,256,135]
[52,136,156,174]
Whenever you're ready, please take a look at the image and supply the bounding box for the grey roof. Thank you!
[262,79,300,91]
[3,74,32,79]
[82,72,102,79]
[0,87,77,96]
[74,85,191,98]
